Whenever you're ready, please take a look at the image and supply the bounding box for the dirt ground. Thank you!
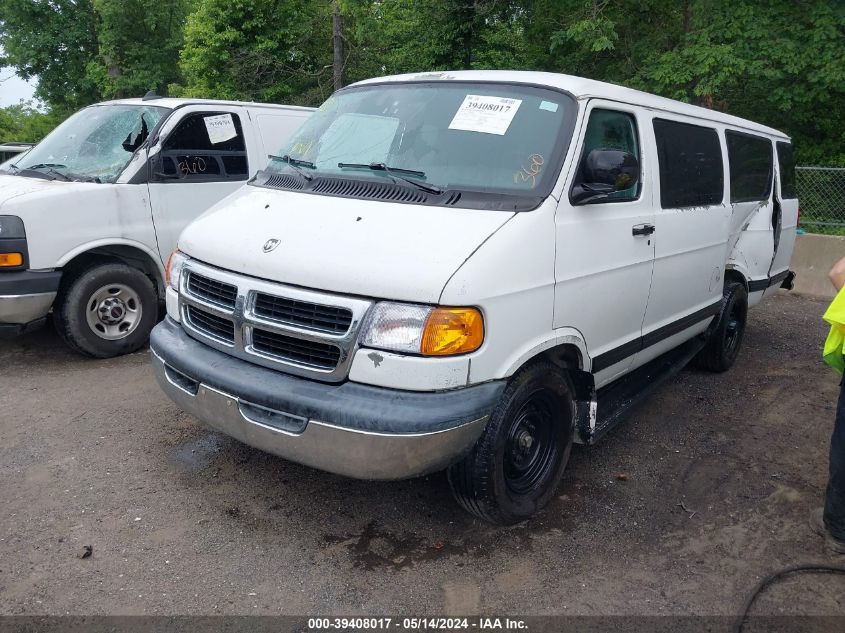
[1,291,844,618]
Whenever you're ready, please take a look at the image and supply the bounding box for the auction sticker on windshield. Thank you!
[448,95,522,135]
[204,114,237,144]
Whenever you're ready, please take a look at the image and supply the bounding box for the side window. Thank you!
[726,131,773,202]
[653,118,723,209]
[156,112,249,181]
[571,109,641,203]
[776,141,797,199]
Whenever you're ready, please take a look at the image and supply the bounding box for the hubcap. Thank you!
[85,284,142,340]
[504,392,559,495]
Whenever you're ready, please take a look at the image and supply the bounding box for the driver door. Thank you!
[554,101,656,387]
[146,106,255,260]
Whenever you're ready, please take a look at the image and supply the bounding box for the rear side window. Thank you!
[653,119,723,208]
[726,131,773,202]
[157,112,249,181]
[776,142,797,199]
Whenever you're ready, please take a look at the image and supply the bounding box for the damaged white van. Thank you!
[150,71,797,524]
[0,95,312,356]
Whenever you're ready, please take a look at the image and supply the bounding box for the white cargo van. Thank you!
[150,71,797,524]
[0,95,312,356]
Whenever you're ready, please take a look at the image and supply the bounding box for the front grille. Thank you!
[178,262,372,382]
[186,305,235,343]
[251,328,340,370]
[187,272,237,309]
[253,293,353,334]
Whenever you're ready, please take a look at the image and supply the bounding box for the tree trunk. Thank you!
[332,0,344,91]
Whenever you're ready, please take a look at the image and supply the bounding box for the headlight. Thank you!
[361,302,484,356]
[0,216,25,239]
[165,250,188,290]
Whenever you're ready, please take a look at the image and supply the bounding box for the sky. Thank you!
[0,43,39,108]
[0,69,38,107]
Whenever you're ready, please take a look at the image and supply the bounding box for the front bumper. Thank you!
[150,318,505,480]
[0,270,62,329]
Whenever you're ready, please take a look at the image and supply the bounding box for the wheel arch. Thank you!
[501,332,596,435]
[57,240,165,297]
[724,265,749,293]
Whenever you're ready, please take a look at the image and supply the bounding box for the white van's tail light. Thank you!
[166,250,188,290]
[361,302,483,356]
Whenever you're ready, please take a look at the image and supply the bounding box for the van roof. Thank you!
[351,70,789,140]
[95,97,315,113]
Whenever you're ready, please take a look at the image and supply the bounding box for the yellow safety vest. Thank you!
[823,286,845,374]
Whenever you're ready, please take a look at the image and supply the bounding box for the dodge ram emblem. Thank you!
[263,238,280,253]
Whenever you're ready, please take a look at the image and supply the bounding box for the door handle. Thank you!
[632,224,655,236]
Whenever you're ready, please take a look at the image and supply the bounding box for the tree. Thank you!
[88,0,191,99]
[176,0,333,105]
[0,0,101,114]
[0,102,60,143]
[523,0,845,165]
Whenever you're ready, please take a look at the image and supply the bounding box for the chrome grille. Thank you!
[251,328,340,369]
[185,305,235,344]
[178,260,372,382]
[187,272,237,309]
[253,293,352,334]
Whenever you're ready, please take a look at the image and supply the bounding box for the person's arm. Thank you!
[830,256,845,291]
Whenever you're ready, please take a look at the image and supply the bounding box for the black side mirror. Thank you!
[571,148,640,205]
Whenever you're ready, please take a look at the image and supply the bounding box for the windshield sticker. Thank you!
[448,95,522,135]
[539,101,559,113]
[513,153,544,187]
[204,114,237,144]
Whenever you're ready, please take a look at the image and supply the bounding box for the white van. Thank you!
[150,71,797,524]
[0,96,312,356]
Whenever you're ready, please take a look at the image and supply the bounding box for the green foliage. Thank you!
[175,0,332,105]
[0,102,60,144]
[0,0,100,114]
[90,0,191,99]
[1,0,843,165]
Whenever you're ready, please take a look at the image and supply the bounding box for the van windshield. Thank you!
[2,104,168,183]
[266,82,576,198]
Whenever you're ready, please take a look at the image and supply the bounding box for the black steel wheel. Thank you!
[693,280,748,373]
[448,361,574,525]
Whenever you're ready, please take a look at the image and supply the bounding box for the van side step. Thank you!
[579,337,706,444]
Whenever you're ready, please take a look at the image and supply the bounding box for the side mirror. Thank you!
[571,148,640,205]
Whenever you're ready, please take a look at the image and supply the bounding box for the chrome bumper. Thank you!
[151,348,492,480]
[0,292,55,324]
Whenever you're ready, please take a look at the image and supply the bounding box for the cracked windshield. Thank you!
[1,104,167,183]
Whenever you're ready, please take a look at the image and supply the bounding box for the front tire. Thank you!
[448,361,575,524]
[693,280,748,372]
[55,262,159,358]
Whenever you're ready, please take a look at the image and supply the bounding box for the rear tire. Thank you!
[448,361,575,525]
[693,280,748,373]
[55,262,158,358]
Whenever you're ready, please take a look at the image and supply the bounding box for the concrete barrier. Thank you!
[790,233,845,299]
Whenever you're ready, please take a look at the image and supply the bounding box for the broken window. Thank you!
[156,112,249,181]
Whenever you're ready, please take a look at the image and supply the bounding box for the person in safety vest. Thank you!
[815,256,845,555]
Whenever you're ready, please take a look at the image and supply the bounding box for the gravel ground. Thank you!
[1,291,844,617]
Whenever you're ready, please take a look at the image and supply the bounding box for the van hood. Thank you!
[0,174,79,210]
[179,185,515,304]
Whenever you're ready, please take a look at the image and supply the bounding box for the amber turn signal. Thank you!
[0,252,23,267]
[421,307,484,356]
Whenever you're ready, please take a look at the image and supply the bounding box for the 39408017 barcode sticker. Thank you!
[448,95,522,135]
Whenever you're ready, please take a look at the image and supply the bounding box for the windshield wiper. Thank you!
[24,163,72,182]
[268,154,315,181]
[337,162,443,195]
